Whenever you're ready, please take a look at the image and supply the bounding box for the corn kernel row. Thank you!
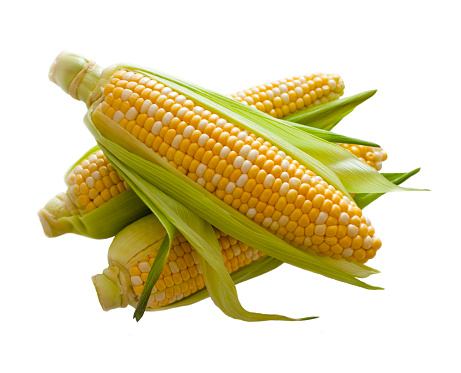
[129,229,264,309]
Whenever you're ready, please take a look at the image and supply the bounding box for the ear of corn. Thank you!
[38,145,151,238]
[93,214,294,316]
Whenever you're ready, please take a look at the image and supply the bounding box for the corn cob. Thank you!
[40,67,386,238]
[93,214,268,311]
[52,57,378,264]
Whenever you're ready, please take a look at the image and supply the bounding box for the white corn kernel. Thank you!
[314,224,327,236]
[175,95,187,104]
[363,236,373,249]
[278,215,289,226]
[140,100,152,113]
[301,174,312,184]
[225,182,236,193]
[211,174,222,186]
[176,107,188,119]
[342,248,353,257]
[239,145,251,158]
[281,159,290,171]
[161,87,172,95]
[316,212,328,224]
[233,156,245,168]
[139,262,150,272]
[247,149,259,162]
[246,208,257,218]
[86,177,95,188]
[216,118,227,127]
[263,174,275,188]
[270,221,280,230]
[151,121,163,135]
[236,174,248,187]
[193,106,204,115]
[121,89,133,101]
[196,164,207,177]
[339,212,350,225]
[347,224,359,237]
[198,134,209,147]
[131,276,142,286]
[113,110,124,123]
[162,112,173,125]
[182,125,195,138]
[169,262,180,273]
[126,107,138,121]
[289,177,301,189]
[122,72,134,80]
[280,172,290,182]
[172,135,183,148]
[279,182,290,195]
[262,217,273,227]
[237,131,248,140]
[197,119,208,132]
[220,146,231,159]
[241,160,252,173]
[147,104,159,117]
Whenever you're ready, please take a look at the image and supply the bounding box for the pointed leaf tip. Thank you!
[299,316,319,321]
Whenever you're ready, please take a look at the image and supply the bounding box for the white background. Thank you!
[1,1,460,372]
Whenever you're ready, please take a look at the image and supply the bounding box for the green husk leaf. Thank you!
[127,65,415,195]
[134,235,171,321]
[38,187,150,239]
[284,123,380,147]
[283,90,377,130]
[355,168,423,209]
[85,111,381,289]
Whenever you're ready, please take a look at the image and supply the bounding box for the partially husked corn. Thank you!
[228,73,345,118]
[130,229,264,309]
[95,69,381,263]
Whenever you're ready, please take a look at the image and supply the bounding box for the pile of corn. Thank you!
[39,52,418,322]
